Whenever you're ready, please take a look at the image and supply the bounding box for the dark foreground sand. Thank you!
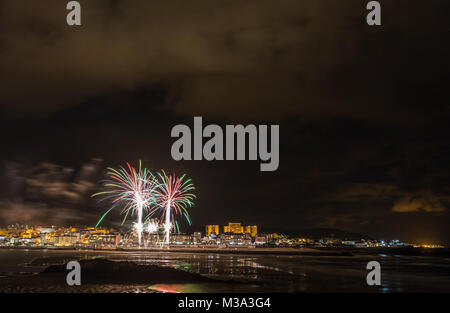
[0,258,247,293]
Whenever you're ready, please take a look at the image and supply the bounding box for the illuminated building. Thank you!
[172,234,193,244]
[54,235,78,246]
[206,225,220,236]
[223,223,257,237]
[193,232,202,243]
[93,234,118,246]
[255,235,267,245]
[224,222,244,234]
[244,225,258,237]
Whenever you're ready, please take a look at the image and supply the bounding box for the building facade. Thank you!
[224,222,244,234]
[206,225,220,236]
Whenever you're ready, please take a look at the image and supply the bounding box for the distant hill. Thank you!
[261,228,373,240]
[183,226,374,241]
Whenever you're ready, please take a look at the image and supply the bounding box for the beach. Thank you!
[1,248,449,293]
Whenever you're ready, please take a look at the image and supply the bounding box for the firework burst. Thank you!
[148,170,196,244]
[92,162,157,246]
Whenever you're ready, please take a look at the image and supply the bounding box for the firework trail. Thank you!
[148,170,196,245]
[92,162,157,246]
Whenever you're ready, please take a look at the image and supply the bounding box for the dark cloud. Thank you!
[1,1,449,123]
[0,160,104,225]
[0,1,449,244]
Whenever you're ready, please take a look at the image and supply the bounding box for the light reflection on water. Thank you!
[1,249,449,292]
[147,283,263,293]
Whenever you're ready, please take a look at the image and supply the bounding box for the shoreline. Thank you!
[0,258,252,293]
[1,245,449,257]
[0,245,342,256]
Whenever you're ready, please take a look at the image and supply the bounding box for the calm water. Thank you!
[0,249,449,292]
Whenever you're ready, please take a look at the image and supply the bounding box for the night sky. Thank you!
[0,1,449,245]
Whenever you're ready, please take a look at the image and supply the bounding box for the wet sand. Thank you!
[1,248,449,293]
[0,258,249,293]
[0,246,350,256]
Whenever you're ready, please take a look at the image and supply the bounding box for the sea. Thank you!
[0,248,449,293]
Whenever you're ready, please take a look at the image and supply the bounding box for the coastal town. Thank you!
[0,222,442,249]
